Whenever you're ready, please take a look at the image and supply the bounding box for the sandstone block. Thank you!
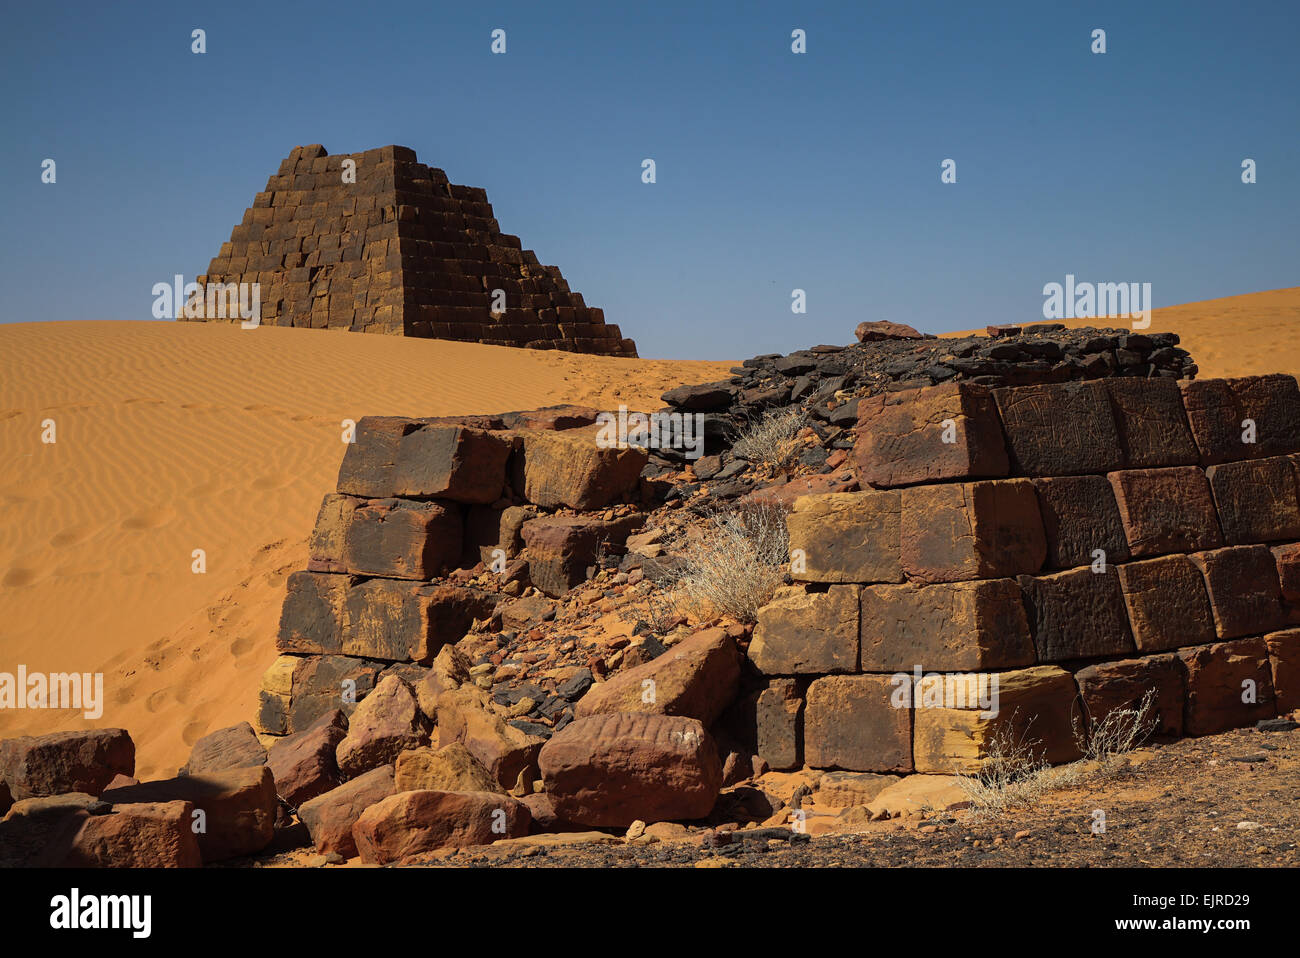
[352,789,531,863]
[433,686,546,790]
[276,571,346,655]
[900,479,1046,583]
[1018,567,1135,661]
[394,743,502,794]
[750,585,860,675]
[1271,543,1300,602]
[1033,475,1130,570]
[342,497,463,579]
[538,712,722,827]
[390,424,511,503]
[516,428,646,509]
[993,380,1123,476]
[0,729,135,800]
[1206,456,1300,545]
[1177,637,1276,735]
[521,515,640,597]
[1264,629,1300,714]
[1073,654,1185,738]
[298,764,395,858]
[804,675,912,773]
[180,722,267,777]
[336,416,417,497]
[256,654,385,736]
[1179,375,1300,465]
[1116,555,1216,653]
[52,801,202,868]
[852,382,1009,488]
[575,626,742,725]
[785,490,902,583]
[754,678,803,771]
[335,675,429,777]
[860,579,1034,672]
[815,770,898,808]
[1108,466,1224,557]
[1190,545,1287,639]
[307,493,359,573]
[342,580,494,663]
[1102,378,1200,468]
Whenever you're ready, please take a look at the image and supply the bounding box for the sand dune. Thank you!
[0,320,731,778]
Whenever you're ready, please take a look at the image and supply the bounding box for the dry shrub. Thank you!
[731,408,806,471]
[1074,688,1159,769]
[653,502,789,624]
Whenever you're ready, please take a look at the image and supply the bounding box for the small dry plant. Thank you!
[731,408,806,471]
[655,502,789,623]
[1073,688,1158,773]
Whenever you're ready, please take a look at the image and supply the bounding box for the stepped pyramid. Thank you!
[185,144,636,356]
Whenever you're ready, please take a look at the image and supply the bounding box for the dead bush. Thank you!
[731,408,806,471]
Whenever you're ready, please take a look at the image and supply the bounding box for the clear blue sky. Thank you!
[2,1,1296,359]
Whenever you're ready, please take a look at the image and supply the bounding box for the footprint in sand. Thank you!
[251,473,292,491]
[230,635,255,658]
[121,507,176,531]
[49,525,95,548]
[182,719,208,746]
[144,689,170,713]
[2,567,38,587]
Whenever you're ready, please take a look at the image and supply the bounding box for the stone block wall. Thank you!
[184,144,636,356]
[255,409,648,738]
[751,373,1300,774]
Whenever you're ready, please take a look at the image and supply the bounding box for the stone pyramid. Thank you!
[185,144,636,356]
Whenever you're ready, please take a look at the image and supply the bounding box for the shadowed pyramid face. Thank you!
[188,144,636,357]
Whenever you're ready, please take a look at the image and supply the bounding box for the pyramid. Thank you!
[184,144,636,356]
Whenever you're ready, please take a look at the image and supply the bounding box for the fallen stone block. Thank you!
[298,764,395,858]
[335,675,429,777]
[575,626,741,725]
[754,678,803,771]
[433,686,546,790]
[750,585,860,675]
[1177,637,1276,736]
[1109,466,1224,557]
[394,743,503,794]
[804,675,912,773]
[1073,654,1186,739]
[869,774,970,816]
[1116,555,1216,653]
[1033,475,1130,570]
[1264,629,1300,714]
[993,380,1123,476]
[538,712,722,827]
[1102,378,1200,468]
[1018,567,1135,661]
[1190,545,1288,639]
[860,578,1035,672]
[852,381,1009,488]
[352,789,531,863]
[785,490,902,583]
[1179,375,1300,465]
[815,770,898,808]
[390,424,511,503]
[101,765,277,863]
[180,722,267,777]
[50,800,202,868]
[900,479,1046,583]
[911,665,1083,774]
[0,729,135,800]
[255,653,386,736]
[1206,456,1300,545]
[515,428,647,509]
[266,709,348,808]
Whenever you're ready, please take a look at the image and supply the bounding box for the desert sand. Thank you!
[0,320,731,778]
[2,286,1297,779]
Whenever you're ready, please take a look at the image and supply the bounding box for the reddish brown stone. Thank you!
[785,491,902,584]
[101,765,277,863]
[515,428,647,509]
[352,790,530,863]
[298,764,396,858]
[1206,456,1300,545]
[49,800,202,868]
[852,382,1009,488]
[860,579,1035,672]
[335,675,429,777]
[342,497,463,579]
[180,722,267,777]
[754,678,803,771]
[276,571,346,655]
[521,514,641,597]
[336,417,417,497]
[750,585,860,675]
[1033,475,1130,569]
[0,729,135,800]
[266,709,348,808]
[1190,545,1287,639]
[1074,654,1185,738]
[1273,542,1300,603]
[993,380,1123,477]
[390,425,511,504]
[341,580,495,663]
[574,626,742,725]
[307,493,359,573]
[1179,375,1300,465]
[1264,629,1300,714]
[539,712,722,827]
[1177,637,1276,736]
[1102,378,1200,468]
[1116,555,1216,653]
[1017,567,1135,662]
[432,686,545,791]
[900,479,1046,583]
[854,320,925,342]
[804,675,912,773]
[1108,467,1224,557]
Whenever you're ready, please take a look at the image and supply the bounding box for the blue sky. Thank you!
[2,0,1296,358]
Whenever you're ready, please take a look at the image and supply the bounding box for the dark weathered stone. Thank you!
[804,675,912,773]
[390,425,511,503]
[1074,654,1185,738]
[900,479,1046,583]
[180,722,267,777]
[1102,378,1199,468]
[1017,567,1135,661]
[0,729,135,800]
[336,417,417,497]
[1189,545,1287,639]
[1033,475,1130,569]
[1116,555,1216,653]
[1179,375,1300,465]
[1206,456,1300,545]
[1264,629,1300,715]
[993,380,1123,476]
[1108,467,1224,557]
[754,678,803,771]
[342,497,463,579]
[1177,637,1276,736]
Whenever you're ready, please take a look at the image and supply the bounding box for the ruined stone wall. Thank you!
[749,374,1300,774]
[186,144,636,356]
